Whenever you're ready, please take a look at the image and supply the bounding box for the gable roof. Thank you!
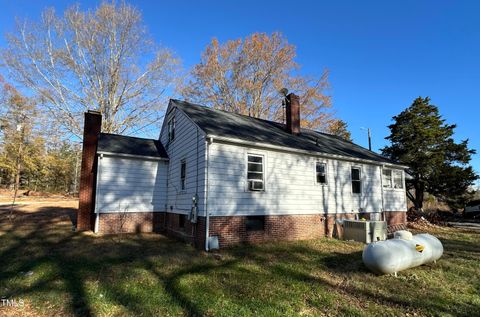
[171,99,398,165]
[97,133,168,159]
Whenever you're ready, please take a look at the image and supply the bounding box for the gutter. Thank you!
[380,165,385,220]
[207,135,409,169]
[97,151,169,161]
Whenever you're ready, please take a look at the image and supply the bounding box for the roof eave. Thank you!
[207,134,409,169]
[97,151,169,161]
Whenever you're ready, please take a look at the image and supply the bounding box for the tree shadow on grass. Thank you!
[1,205,479,317]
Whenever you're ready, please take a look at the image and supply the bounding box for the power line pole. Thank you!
[367,128,372,151]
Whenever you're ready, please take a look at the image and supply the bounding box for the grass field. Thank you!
[0,200,479,317]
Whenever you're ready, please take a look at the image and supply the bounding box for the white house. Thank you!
[77,94,408,249]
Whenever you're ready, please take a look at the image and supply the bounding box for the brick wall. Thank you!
[95,210,407,249]
[208,214,328,248]
[77,111,102,231]
[97,211,206,249]
[384,211,407,226]
[98,212,164,234]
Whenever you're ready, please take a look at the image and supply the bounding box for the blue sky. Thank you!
[1,0,479,182]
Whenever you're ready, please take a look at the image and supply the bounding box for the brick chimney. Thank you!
[77,110,102,231]
[285,93,300,135]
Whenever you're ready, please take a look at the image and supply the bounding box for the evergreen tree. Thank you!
[382,97,477,210]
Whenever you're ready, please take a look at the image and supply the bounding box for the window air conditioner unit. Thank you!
[248,180,264,191]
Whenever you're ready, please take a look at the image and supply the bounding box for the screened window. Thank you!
[393,170,403,189]
[246,216,265,231]
[168,117,175,141]
[382,169,392,188]
[351,168,361,194]
[247,154,264,191]
[316,162,327,184]
[180,160,186,190]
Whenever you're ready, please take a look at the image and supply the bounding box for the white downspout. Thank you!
[204,137,213,251]
[380,165,385,222]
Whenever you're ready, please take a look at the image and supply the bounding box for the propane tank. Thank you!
[362,233,443,275]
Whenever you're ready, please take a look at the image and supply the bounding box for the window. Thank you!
[316,162,327,184]
[247,154,264,191]
[393,170,403,189]
[179,214,186,229]
[351,167,361,194]
[168,117,175,141]
[382,169,392,188]
[246,216,265,231]
[180,160,186,190]
[382,169,404,189]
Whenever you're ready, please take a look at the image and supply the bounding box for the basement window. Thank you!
[180,160,186,190]
[351,167,361,194]
[246,216,265,231]
[179,214,186,229]
[168,117,175,142]
[247,154,264,191]
[316,162,327,184]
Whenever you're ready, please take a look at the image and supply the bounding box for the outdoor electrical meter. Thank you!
[189,195,198,223]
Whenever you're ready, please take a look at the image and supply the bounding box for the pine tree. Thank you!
[382,97,477,210]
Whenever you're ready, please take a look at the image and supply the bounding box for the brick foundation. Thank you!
[98,212,165,234]
[384,211,407,226]
[208,214,329,247]
[95,211,407,249]
[163,213,205,249]
[96,212,206,249]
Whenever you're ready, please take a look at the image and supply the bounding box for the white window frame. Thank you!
[168,116,175,142]
[382,168,393,189]
[351,166,362,194]
[393,170,404,189]
[246,153,265,192]
[382,168,404,190]
[315,161,328,185]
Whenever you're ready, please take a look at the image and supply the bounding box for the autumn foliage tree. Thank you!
[325,119,352,141]
[181,32,338,131]
[0,79,42,194]
[0,78,80,194]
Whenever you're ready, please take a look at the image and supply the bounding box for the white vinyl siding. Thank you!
[95,156,168,213]
[159,107,206,216]
[206,142,394,216]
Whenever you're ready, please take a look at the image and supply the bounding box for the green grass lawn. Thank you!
[0,201,479,317]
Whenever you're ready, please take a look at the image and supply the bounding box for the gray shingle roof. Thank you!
[172,99,397,165]
[97,133,168,159]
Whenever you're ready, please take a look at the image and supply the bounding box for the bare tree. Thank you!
[180,32,334,130]
[2,1,180,137]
